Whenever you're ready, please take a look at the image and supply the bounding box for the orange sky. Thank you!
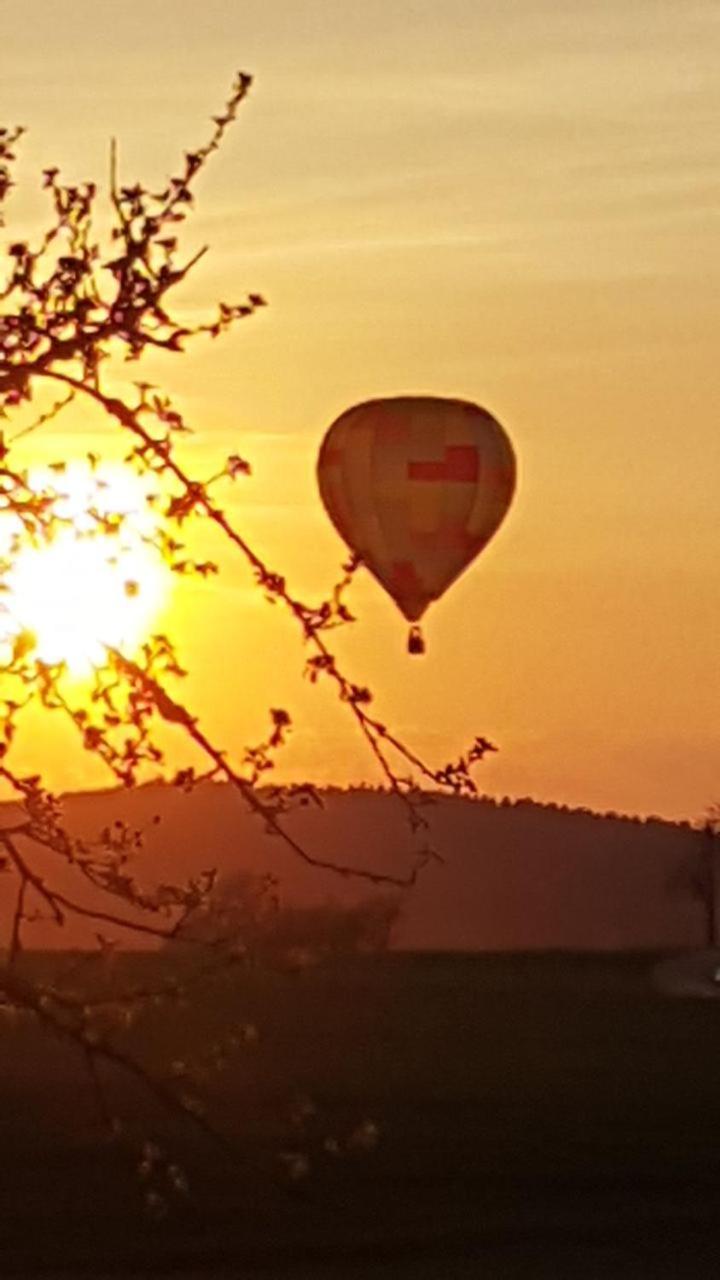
[2,0,720,819]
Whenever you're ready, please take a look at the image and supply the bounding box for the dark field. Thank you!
[2,950,720,1277]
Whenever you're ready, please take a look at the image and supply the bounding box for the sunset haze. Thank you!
[3,0,719,819]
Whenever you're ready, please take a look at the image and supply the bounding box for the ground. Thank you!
[2,950,720,1276]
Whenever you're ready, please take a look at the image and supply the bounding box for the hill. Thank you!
[0,782,709,951]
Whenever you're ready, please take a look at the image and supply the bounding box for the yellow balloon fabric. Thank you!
[317,397,516,622]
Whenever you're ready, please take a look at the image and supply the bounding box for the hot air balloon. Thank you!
[317,396,516,654]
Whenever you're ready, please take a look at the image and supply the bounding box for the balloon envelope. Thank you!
[317,397,516,622]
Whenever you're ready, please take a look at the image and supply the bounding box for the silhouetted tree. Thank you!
[668,814,719,948]
[0,75,494,1201]
[173,869,401,966]
[695,817,719,948]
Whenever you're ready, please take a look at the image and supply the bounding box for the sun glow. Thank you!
[1,463,171,675]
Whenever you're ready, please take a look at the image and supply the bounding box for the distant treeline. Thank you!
[0,782,710,952]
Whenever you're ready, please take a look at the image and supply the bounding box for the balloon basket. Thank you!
[407,625,425,656]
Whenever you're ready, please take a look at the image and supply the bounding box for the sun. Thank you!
[0,462,171,676]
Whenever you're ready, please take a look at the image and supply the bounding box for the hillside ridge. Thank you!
[41,777,699,833]
[0,780,709,952]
